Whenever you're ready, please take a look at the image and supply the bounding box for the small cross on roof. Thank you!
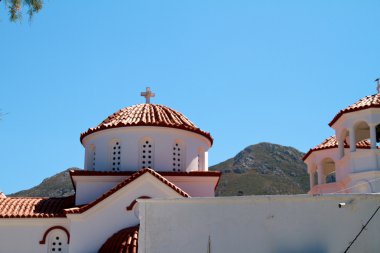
[375,78,380,94]
[141,87,155,104]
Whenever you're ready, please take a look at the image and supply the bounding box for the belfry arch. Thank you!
[321,158,336,184]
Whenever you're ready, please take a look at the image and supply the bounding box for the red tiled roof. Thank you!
[99,226,139,253]
[80,104,213,145]
[303,135,371,160]
[329,94,380,126]
[0,196,74,219]
[65,168,189,214]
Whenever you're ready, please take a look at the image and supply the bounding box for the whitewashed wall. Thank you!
[68,174,186,253]
[0,219,69,253]
[82,126,210,172]
[138,194,380,253]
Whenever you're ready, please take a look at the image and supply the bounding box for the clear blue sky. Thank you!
[0,1,379,194]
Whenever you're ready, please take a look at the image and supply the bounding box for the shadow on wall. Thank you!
[274,243,327,253]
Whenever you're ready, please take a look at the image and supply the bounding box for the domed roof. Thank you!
[303,135,371,160]
[99,226,139,253]
[329,93,380,126]
[80,104,213,145]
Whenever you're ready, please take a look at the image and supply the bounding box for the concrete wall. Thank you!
[138,194,380,253]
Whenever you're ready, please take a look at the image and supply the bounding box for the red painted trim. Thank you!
[126,196,151,211]
[65,168,190,215]
[81,123,213,145]
[39,226,70,244]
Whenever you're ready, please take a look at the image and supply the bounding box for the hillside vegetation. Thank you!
[210,142,309,196]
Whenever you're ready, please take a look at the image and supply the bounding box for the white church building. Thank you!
[0,87,379,253]
[304,90,380,194]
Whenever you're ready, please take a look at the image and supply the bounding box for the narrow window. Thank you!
[140,138,154,169]
[111,141,121,171]
[172,141,183,172]
[87,144,96,171]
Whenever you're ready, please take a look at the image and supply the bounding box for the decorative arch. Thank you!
[39,226,70,245]
[126,196,151,211]
[354,121,370,144]
[321,158,336,184]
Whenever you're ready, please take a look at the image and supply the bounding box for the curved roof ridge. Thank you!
[80,104,213,145]
[99,225,139,253]
[329,93,380,126]
[303,135,372,160]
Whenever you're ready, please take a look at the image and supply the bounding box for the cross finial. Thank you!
[140,87,155,104]
[375,78,380,94]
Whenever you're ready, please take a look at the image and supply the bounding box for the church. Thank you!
[0,87,379,253]
[304,85,380,194]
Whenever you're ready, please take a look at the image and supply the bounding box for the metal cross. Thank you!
[375,78,380,94]
[141,87,155,104]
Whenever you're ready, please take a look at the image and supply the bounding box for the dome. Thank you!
[80,104,213,145]
[98,226,139,253]
[329,93,380,126]
[303,135,371,160]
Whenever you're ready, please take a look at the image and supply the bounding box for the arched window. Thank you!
[321,158,336,184]
[110,140,121,171]
[39,226,69,253]
[86,144,96,171]
[48,232,68,253]
[354,121,370,145]
[172,141,184,172]
[140,138,154,169]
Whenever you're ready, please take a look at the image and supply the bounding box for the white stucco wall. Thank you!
[74,174,219,205]
[82,126,211,172]
[138,194,380,253]
[68,173,186,253]
[0,219,69,253]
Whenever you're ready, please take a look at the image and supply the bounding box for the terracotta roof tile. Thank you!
[0,196,74,219]
[80,104,213,145]
[303,135,371,160]
[329,94,380,126]
[65,168,190,214]
[99,226,139,253]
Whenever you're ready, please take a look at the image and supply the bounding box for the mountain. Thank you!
[209,142,309,196]
[9,168,77,197]
[8,143,309,197]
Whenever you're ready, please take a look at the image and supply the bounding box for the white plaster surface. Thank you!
[138,194,380,253]
[82,126,211,172]
[0,219,68,253]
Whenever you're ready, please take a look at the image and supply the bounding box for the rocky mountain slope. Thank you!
[9,168,77,197]
[9,143,309,197]
[210,142,309,196]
